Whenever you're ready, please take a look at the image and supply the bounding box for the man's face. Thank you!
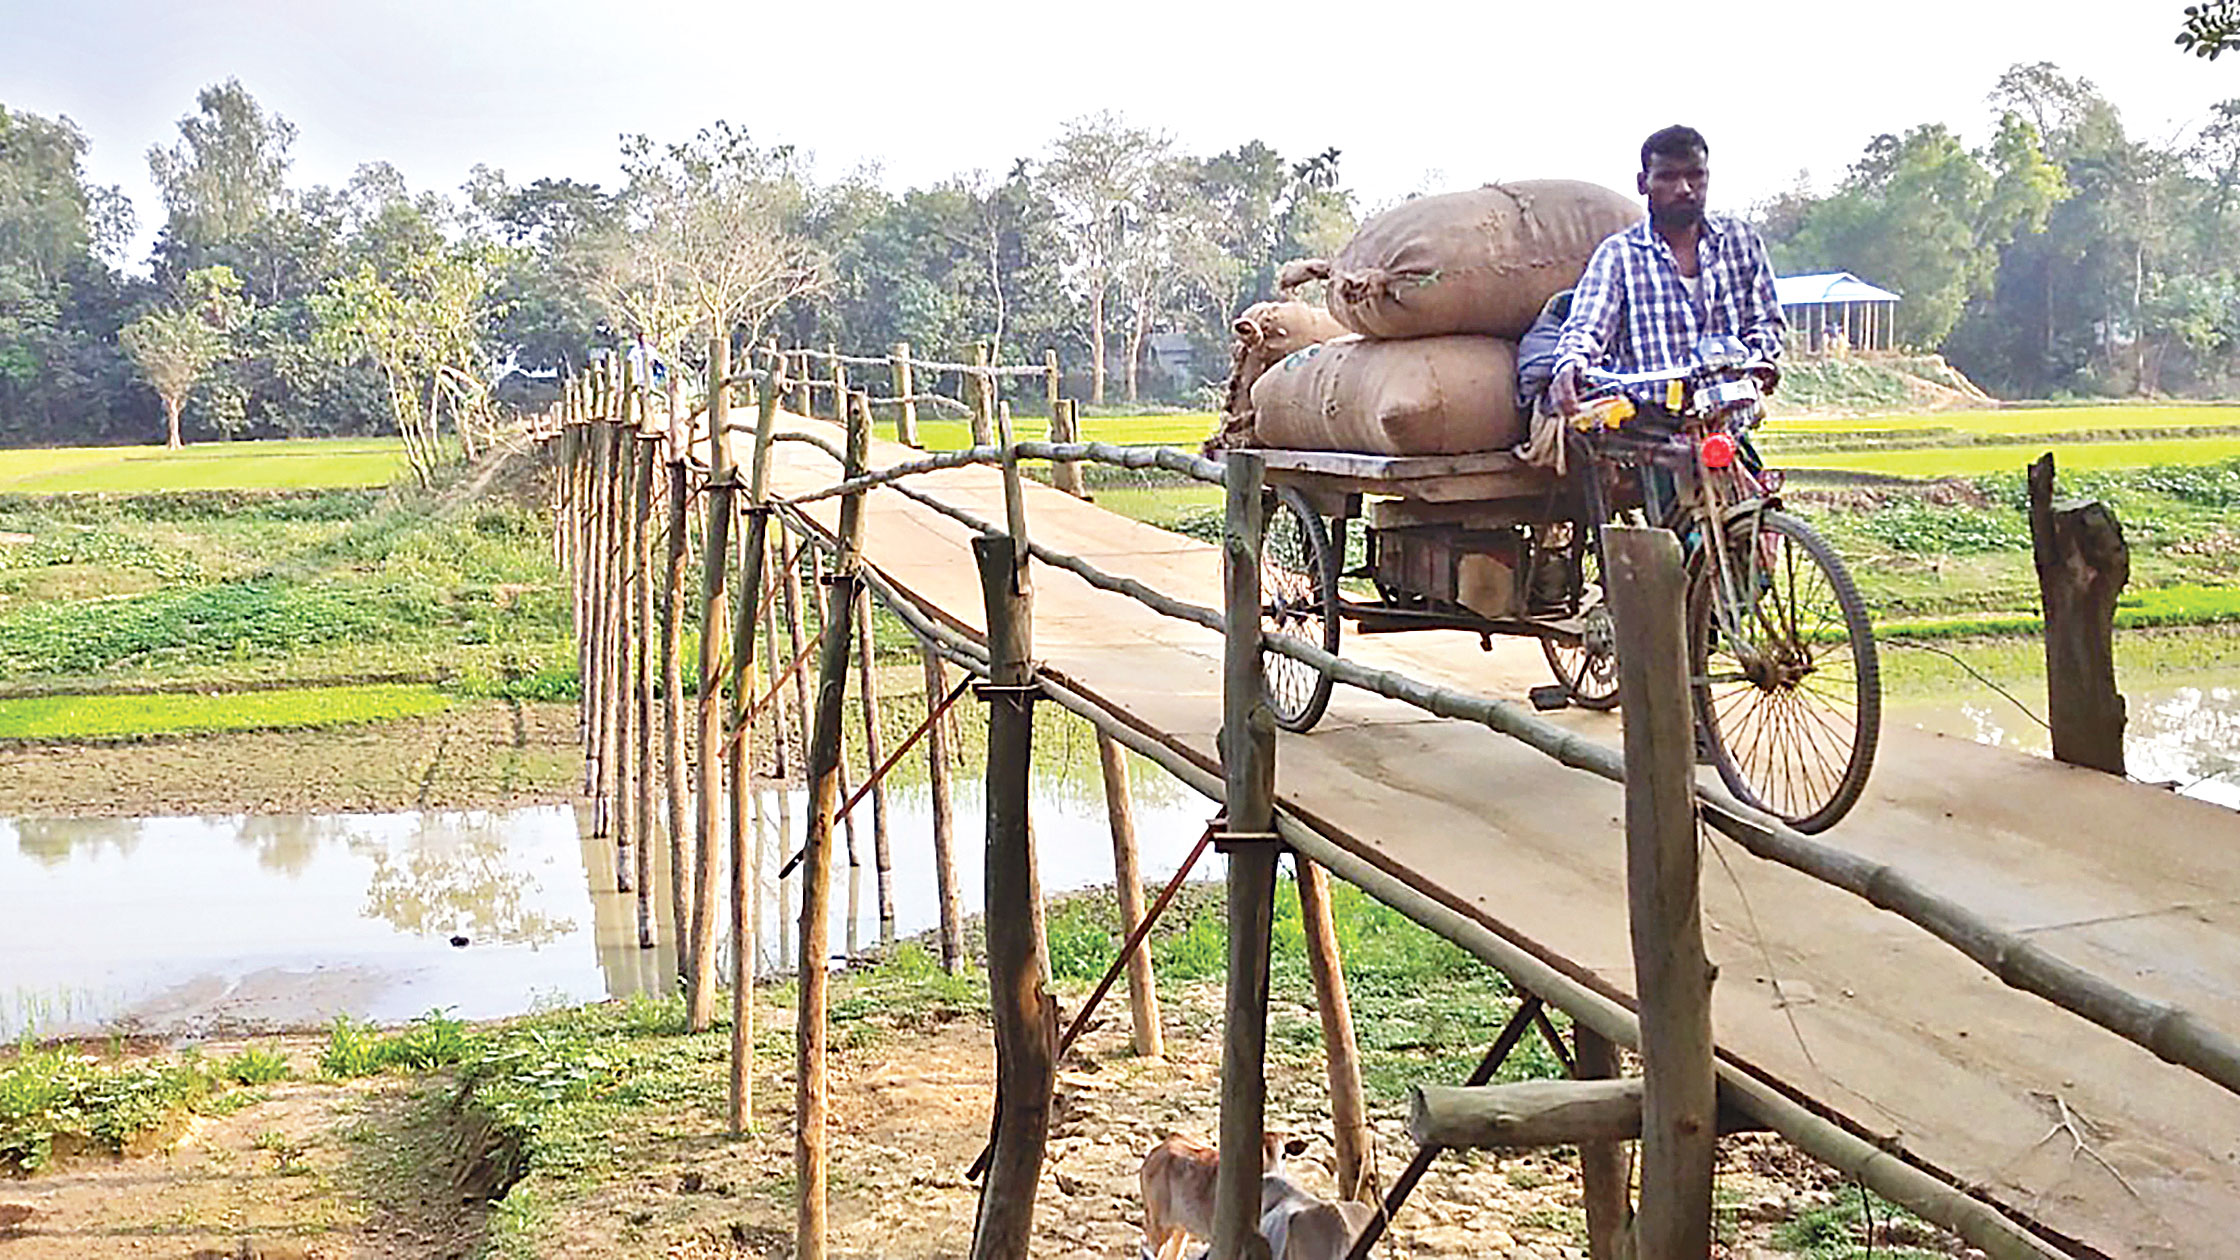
[1638,149,1709,231]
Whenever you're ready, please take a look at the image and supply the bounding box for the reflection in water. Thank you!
[351,811,572,947]
[1904,682,2240,810]
[0,745,1216,1039]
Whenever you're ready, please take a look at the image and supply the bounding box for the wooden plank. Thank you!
[1256,447,1537,480]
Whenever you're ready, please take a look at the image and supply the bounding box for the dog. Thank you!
[1140,1131,1307,1260]
[1260,1174,1378,1260]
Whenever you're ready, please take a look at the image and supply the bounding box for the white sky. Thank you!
[4,0,2235,270]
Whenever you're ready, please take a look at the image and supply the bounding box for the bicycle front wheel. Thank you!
[1687,509,1880,832]
[1259,487,1339,733]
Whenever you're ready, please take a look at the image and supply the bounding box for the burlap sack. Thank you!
[1206,301,1354,452]
[1301,181,1642,341]
[1249,335,1522,456]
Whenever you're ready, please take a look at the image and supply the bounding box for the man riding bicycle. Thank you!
[1546,125,1786,493]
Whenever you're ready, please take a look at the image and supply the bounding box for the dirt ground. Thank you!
[0,700,581,818]
[0,987,1962,1260]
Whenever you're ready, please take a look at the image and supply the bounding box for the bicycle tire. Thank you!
[1259,487,1340,733]
[1687,509,1880,832]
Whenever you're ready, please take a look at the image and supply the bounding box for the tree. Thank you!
[147,80,297,296]
[592,123,822,367]
[315,235,497,484]
[1043,114,1170,404]
[2178,2,2240,59]
[121,266,245,448]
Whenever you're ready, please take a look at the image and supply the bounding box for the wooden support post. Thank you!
[1297,857,1372,1202]
[1215,450,1278,1260]
[922,644,966,973]
[663,376,693,981]
[1046,349,1085,498]
[828,347,846,423]
[1603,525,1715,1260]
[2028,452,2129,776]
[783,529,814,776]
[689,335,734,1032]
[729,504,769,1133]
[729,364,784,1135]
[892,341,919,447]
[765,529,793,779]
[804,547,863,959]
[967,530,1056,1260]
[794,381,868,1260]
[968,341,994,446]
[1576,1025,1634,1260]
[1095,732,1162,1056]
[611,386,637,895]
[632,413,659,947]
[853,552,895,946]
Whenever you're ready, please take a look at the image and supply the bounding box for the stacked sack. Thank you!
[1242,180,1642,457]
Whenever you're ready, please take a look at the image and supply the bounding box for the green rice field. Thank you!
[0,438,409,494]
[0,682,451,740]
[909,412,1216,453]
[1772,435,2240,477]
[1770,403,2240,435]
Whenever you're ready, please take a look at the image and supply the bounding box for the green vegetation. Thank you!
[0,485,571,697]
[320,1011,472,1079]
[1772,403,2240,435]
[0,682,451,740]
[909,411,1216,454]
[1776,435,2240,476]
[0,1046,223,1171]
[1772,1188,1944,1260]
[0,438,409,494]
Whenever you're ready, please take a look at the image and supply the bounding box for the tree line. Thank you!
[1,58,2235,452]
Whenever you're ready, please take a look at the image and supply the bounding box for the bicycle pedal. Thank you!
[1529,685,1571,712]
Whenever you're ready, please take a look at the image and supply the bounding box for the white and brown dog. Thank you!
[1140,1133,1375,1260]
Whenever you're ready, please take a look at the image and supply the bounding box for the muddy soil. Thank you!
[0,701,580,818]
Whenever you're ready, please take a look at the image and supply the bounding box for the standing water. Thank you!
[1893,680,2240,809]
[0,751,1215,1041]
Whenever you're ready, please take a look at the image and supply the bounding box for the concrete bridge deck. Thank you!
[760,414,2240,1260]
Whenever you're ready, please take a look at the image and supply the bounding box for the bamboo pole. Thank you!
[1213,450,1278,1260]
[922,644,965,973]
[783,529,814,778]
[803,545,863,959]
[791,352,811,414]
[1576,1025,1634,1260]
[892,341,918,447]
[729,502,769,1134]
[968,341,994,446]
[794,384,868,1260]
[1603,525,1714,1260]
[764,527,793,779]
[1047,350,1084,498]
[1094,732,1161,1056]
[854,549,895,946]
[632,401,659,945]
[728,361,786,1134]
[614,359,641,897]
[1296,856,1371,1202]
[598,378,628,863]
[828,348,846,424]
[689,335,734,1032]
[966,530,1055,1260]
[663,375,693,981]
[776,783,795,974]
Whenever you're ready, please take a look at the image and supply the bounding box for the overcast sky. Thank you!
[5,0,2234,270]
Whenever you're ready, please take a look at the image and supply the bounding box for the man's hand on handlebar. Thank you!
[1550,363,1582,417]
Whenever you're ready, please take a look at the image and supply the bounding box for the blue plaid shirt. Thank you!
[1552,214,1786,380]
